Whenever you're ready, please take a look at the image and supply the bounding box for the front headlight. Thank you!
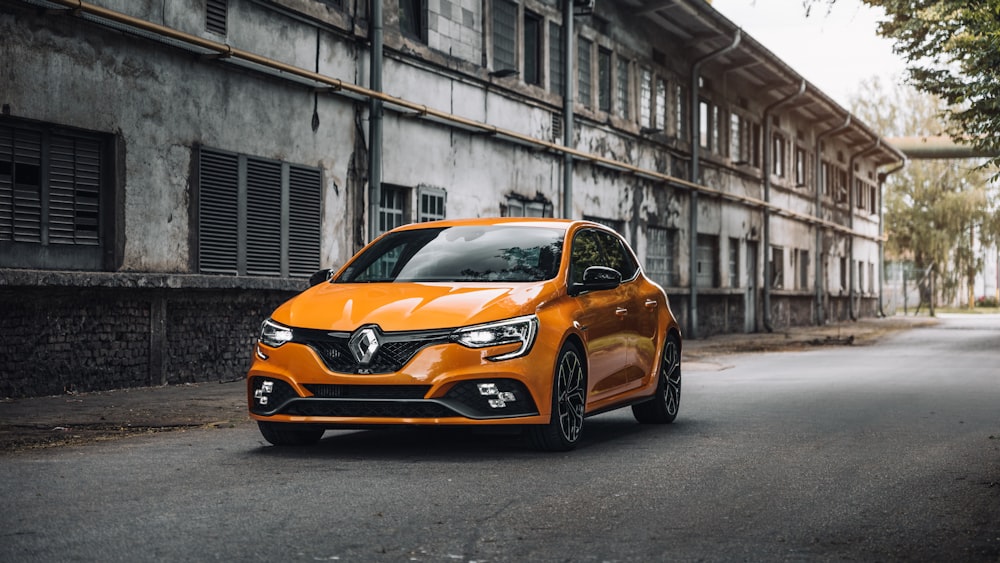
[453,315,538,361]
[259,318,293,348]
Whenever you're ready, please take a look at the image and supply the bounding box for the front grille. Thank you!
[283,400,455,418]
[295,327,452,374]
[304,384,430,400]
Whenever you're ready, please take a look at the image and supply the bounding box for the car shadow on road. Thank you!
[248,415,692,460]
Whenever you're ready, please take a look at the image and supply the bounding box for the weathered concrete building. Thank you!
[0,0,903,397]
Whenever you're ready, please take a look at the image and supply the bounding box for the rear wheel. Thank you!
[528,342,586,451]
[257,421,324,446]
[632,333,681,424]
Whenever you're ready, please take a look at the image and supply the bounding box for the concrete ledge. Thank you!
[0,269,308,292]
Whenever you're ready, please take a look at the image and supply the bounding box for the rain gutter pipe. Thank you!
[35,1,886,245]
[813,115,851,325]
[847,139,882,321]
[761,79,806,333]
[561,0,575,219]
[688,29,741,339]
[368,0,383,243]
[877,160,906,317]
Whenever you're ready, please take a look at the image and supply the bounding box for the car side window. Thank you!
[569,230,604,285]
[597,232,639,281]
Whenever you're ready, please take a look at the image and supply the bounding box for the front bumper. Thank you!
[247,340,549,426]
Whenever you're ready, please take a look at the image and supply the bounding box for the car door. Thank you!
[596,231,658,387]
[569,229,631,399]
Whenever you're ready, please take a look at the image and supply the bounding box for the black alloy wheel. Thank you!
[632,333,681,424]
[528,342,586,451]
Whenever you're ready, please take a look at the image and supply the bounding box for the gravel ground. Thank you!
[0,315,937,453]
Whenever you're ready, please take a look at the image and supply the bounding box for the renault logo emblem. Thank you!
[349,326,381,365]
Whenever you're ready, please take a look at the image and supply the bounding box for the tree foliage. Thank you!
[806,0,1000,168]
[849,78,995,305]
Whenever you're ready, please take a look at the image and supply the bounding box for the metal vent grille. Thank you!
[49,135,100,245]
[206,0,227,35]
[198,148,239,274]
[245,157,281,276]
[288,166,321,277]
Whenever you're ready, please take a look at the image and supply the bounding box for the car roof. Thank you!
[390,217,607,233]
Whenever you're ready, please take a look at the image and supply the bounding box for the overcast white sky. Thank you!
[710,0,909,108]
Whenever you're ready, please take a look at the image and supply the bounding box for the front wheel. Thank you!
[632,333,681,424]
[527,342,586,452]
[257,421,325,446]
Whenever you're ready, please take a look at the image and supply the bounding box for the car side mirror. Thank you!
[569,266,622,296]
[308,268,333,287]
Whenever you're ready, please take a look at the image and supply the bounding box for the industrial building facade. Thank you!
[0,0,903,397]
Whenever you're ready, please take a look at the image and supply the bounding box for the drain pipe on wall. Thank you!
[688,29,741,339]
[761,80,806,333]
[561,0,575,219]
[847,138,881,321]
[367,0,384,243]
[877,160,906,317]
[813,115,852,325]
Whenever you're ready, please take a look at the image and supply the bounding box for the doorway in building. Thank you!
[745,240,758,332]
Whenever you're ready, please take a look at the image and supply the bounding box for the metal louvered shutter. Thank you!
[198,148,239,274]
[245,157,281,276]
[12,129,42,243]
[0,127,12,241]
[287,165,321,277]
[49,135,100,245]
[206,0,227,35]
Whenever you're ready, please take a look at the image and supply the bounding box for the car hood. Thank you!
[272,281,557,332]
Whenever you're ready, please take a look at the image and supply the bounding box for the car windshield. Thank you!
[336,225,565,283]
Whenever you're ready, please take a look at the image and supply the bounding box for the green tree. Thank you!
[849,78,995,309]
[807,0,1000,168]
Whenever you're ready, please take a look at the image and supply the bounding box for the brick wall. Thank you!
[0,284,296,398]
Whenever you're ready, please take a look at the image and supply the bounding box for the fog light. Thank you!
[477,383,499,396]
[488,398,507,408]
[498,391,516,402]
[254,380,275,406]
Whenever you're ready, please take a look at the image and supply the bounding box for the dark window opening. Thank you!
[523,11,542,86]
[399,0,427,43]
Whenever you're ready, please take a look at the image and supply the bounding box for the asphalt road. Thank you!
[2,314,998,562]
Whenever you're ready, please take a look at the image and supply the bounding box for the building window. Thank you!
[639,68,652,128]
[772,133,786,177]
[655,77,667,131]
[597,47,612,113]
[796,249,809,290]
[836,169,848,204]
[523,11,542,86]
[206,0,227,35]
[713,105,724,155]
[821,161,831,196]
[399,0,427,42]
[839,255,848,291]
[795,147,807,187]
[379,185,409,234]
[549,22,564,95]
[770,245,784,289]
[699,99,710,150]
[870,185,877,214]
[418,186,446,222]
[504,195,553,218]
[197,147,321,277]
[674,84,687,140]
[728,237,740,288]
[858,260,865,294]
[869,262,875,293]
[0,119,113,271]
[696,234,719,288]
[577,37,593,109]
[646,226,677,287]
[616,56,630,119]
[492,0,518,74]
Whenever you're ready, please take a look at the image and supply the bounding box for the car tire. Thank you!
[527,342,586,452]
[632,333,681,424]
[257,421,325,446]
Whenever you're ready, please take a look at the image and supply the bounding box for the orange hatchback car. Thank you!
[247,218,682,451]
